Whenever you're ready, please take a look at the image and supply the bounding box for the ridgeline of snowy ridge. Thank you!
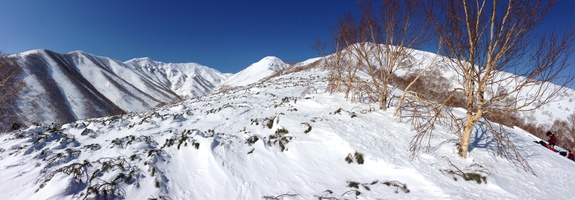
[3,50,231,130]
[1,62,574,199]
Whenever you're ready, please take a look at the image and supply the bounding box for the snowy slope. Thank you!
[4,50,231,130]
[219,56,288,87]
[1,64,574,200]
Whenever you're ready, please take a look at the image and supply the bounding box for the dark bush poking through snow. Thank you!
[266,127,292,152]
[301,122,312,133]
[440,157,491,184]
[345,151,365,164]
[251,116,277,129]
[382,180,410,193]
[161,130,200,150]
[245,135,260,146]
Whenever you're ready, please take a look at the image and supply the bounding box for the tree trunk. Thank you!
[344,78,352,99]
[460,117,474,158]
[460,110,483,158]
[381,83,388,110]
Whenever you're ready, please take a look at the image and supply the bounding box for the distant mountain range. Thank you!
[3,47,573,136]
[1,49,287,130]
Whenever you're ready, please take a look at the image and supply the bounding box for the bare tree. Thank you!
[551,112,575,152]
[318,13,365,100]
[321,0,431,110]
[0,51,24,130]
[409,0,574,172]
[360,0,431,110]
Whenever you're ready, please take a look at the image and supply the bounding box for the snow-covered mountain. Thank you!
[1,59,574,199]
[2,50,231,130]
[123,57,231,98]
[219,56,288,87]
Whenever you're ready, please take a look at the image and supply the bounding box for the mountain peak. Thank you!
[257,56,285,69]
[11,49,50,57]
[69,50,88,54]
[219,56,288,87]
[260,55,282,61]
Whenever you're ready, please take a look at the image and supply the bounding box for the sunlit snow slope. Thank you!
[220,56,288,87]
[0,62,574,200]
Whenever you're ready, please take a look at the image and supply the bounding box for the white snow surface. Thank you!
[1,65,574,200]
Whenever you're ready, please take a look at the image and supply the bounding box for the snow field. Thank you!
[0,66,574,199]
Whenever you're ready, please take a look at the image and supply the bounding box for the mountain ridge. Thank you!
[2,49,232,131]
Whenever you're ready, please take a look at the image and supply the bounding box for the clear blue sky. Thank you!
[0,0,573,73]
[0,0,358,73]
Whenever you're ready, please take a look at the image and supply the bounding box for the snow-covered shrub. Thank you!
[111,135,156,149]
[382,180,410,193]
[301,122,312,134]
[244,135,260,146]
[83,143,101,151]
[36,160,92,191]
[345,151,364,164]
[440,158,491,184]
[251,116,277,129]
[43,148,81,168]
[161,130,200,150]
[333,108,342,115]
[266,127,292,152]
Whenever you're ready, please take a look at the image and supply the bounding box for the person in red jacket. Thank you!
[547,131,557,148]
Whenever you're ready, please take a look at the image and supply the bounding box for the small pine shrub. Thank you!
[382,180,410,193]
[275,128,289,134]
[266,117,275,129]
[266,127,292,152]
[83,143,101,151]
[345,154,354,164]
[345,151,365,164]
[462,172,487,184]
[301,122,312,134]
[347,181,360,189]
[440,158,490,184]
[245,135,259,146]
[354,152,364,164]
[334,108,342,114]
